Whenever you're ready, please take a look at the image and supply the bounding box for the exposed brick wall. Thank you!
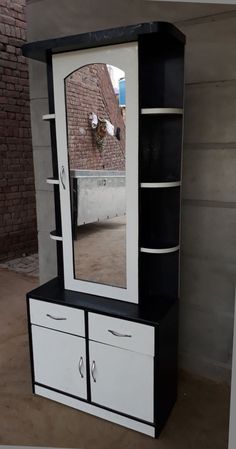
[0,0,37,261]
[66,64,125,170]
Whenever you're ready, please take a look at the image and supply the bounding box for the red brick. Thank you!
[0,0,37,261]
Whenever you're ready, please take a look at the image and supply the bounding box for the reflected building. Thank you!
[65,64,126,288]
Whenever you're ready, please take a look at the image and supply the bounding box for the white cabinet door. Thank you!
[32,325,87,399]
[89,341,154,422]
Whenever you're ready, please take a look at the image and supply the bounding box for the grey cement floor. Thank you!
[0,267,231,448]
[0,253,39,277]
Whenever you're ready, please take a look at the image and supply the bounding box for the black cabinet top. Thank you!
[22,22,185,62]
[27,277,178,326]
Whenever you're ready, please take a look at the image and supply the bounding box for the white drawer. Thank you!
[29,299,85,337]
[88,313,154,356]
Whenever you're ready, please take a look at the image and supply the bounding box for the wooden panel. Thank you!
[35,385,155,437]
[89,340,154,422]
[29,298,85,337]
[89,313,154,356]
[32,325,87,399]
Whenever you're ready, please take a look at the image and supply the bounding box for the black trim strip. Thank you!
[22,22,185,62]
[27,278,176,326]
[35,382,88,404]
[85,311,91,402]
[31,322,85,339]
[46,53,64,280]
[34,383,155,426]
[26,298,35,393]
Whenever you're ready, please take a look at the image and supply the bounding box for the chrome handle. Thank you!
[91,360,96,383]
[78,356,84,379]
[60,165,66,190]
[108,329,132,338]
[46,313,67,321]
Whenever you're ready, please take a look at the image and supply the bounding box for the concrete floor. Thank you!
[74,216,126,288]
[0,253,39,277]
[0,267,231,448]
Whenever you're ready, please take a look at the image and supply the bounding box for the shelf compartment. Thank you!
[139,251,179,300]
[42,114,56,121]
[141,108,183,115]
[140,114,182,183]
[46,177,59,185]
[140,187,180,249]
[139,33,184,109]
[50,230,63,241]
[141,182,181,188]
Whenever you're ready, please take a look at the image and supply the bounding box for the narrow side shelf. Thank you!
[140,251,179,300]
[42,113,56,121]
[140,187,180,249]
[141,182,181,188]
[140,114,183,183]
[50,230,63,241]
[141,108,183,115]
[46,177,59,185]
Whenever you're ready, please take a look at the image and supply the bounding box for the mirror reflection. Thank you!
[65,64,126,288]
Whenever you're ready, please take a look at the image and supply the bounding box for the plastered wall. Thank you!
[26,0,236,383]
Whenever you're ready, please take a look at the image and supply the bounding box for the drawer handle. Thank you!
[60,165,66,190]
[78,356,84,379]
[108,329,132,338]
[91,360,96,383]
[46,313,67,321]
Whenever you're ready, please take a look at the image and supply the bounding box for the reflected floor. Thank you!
[74,216,126,288]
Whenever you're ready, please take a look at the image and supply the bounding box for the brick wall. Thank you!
[0,0,37,261]
[66,64,125,170]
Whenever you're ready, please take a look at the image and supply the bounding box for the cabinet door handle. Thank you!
[46,313,67,321]
[78,356,84,379]
[60,165,66,190]
[108,329,132,338]
[91,360,96,383]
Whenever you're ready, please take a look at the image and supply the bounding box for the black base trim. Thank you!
[34,383,154,427]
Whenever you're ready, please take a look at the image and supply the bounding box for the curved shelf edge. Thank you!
[141,181,181,188]
[42,113,56,121]
[140,245,180,254]
[46,177,59,185]
[141,108,183,115]
[50,230,63,241]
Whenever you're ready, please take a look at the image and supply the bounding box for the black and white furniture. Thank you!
[23,22,185,438]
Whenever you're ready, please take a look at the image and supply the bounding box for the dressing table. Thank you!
[23,22,185,437]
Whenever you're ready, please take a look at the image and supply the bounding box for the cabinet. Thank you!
[32,325,87,399]
[89,341,154,422]
[23,21,185,438]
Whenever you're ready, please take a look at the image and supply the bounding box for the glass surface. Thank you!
[65,64,126,288]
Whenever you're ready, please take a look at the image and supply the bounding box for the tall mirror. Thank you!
[65,64,126,288]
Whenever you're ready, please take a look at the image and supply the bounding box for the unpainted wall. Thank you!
[0,0,37,261]
[26,0,236,383]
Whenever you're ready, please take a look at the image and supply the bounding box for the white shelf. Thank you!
[46,177,59,185]
[141,182,181,188]
[141,108,183,115]
[42,114,56,121]
[50,231,63,242]
[140,245,180,254]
